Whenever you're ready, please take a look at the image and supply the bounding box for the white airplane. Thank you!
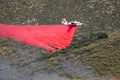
[61,18,83,26]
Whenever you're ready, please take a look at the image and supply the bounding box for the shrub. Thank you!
[90,32,108,40]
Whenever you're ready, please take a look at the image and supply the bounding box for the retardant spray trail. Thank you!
[0,24,77,52]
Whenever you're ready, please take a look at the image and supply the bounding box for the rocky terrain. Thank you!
[0,0,120,80]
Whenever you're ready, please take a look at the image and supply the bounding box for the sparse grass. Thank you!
[69,31,120,76]
[0,0,120,79]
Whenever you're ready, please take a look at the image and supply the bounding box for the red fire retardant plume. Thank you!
[0,24,77,52]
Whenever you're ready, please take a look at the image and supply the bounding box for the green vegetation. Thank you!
[68,31,120,76]
[0,0,120,78]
